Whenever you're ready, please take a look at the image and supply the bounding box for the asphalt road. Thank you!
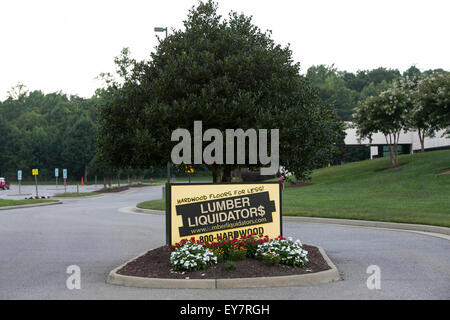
[0,186,449,299]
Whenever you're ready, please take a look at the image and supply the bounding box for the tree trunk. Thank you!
[393,143,398,167]
[395,131,401,167]
[389,145,395,168]
[103,176,106,189]
[210,165,222,183]
[221,166,232,183]
[385,135,395,168]
[418,128,425,152]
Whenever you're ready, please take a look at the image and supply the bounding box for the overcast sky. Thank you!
[1,0,449,100]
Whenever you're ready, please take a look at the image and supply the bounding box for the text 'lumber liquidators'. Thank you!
[167,183,281,245]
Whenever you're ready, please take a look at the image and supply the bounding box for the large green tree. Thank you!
[0,84,98,180]
[353,81,410,168]
[97,0,342,182]
[412,71,450,141]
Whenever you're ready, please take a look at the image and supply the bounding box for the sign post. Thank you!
[166,182,282,246]
[185,165,194,183]
[55,168,59,190]
[17,170,22,194]
[63,169,67,193]
[32,169,39,197]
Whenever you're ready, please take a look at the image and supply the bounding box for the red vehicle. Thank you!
[0,177,10,190]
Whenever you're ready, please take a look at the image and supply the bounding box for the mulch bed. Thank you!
[117,244,330,279]
[129,184,152,188]
[94,186,130,193]
[94,184,151,193]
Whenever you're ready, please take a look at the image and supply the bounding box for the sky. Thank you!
[1,0,449,101]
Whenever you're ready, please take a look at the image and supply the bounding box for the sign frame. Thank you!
[165,182,282,245]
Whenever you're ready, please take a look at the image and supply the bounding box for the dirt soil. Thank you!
[129,184,151,188]
[94,186,130,193]
[116,244,330,279]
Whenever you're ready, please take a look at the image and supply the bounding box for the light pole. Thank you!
[154,26,168,38]
[154,26,170,183]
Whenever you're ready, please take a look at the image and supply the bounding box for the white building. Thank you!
[344,122,450,159]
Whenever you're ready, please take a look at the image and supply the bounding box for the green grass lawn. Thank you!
[136,150,450,227]
[137,199,166,211]
[0,199,57,207]
[282,150,450,227]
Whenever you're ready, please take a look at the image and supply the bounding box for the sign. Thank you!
[55,168,59,177]
[18,170,22,181]
[166,182,282,245]
[63,169,67,179]
[32,169,38,176]
[185,165,194,174]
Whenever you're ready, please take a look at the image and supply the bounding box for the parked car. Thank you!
[0,177,10,190]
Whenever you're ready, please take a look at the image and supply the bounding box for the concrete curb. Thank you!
[132,206,165,215]
[134,208,450,237]
[53,186,147,200]
[52,194,105,200]
[106,246,340,289]
[283,216,450,236]
[0,201,62,210]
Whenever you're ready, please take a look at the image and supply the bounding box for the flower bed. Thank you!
[116,243,330,280]
[114,234,330,281]
[168,234,309,272]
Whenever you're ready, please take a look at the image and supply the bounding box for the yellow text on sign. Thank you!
[32,169,38,176]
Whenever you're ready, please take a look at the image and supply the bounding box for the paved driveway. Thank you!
[0,186,449,299]
[0,183,110,200]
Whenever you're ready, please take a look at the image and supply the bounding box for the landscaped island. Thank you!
[116,235,331,280]
[0,199,57,207]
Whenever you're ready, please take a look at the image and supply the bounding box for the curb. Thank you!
[106,246,340,289]
[132,206,165,215]
[0,201,62,211]
[134,208,450,237]
[52,194,105,200]
[282,216,450,236]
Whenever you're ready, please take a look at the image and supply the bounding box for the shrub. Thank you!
[228,247,247,261]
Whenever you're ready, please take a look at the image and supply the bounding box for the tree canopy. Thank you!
[97,0,344,182]
[0,86,97,180]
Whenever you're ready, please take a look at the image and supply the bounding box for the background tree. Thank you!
[0,85,97,181]
[353,81,410,168]
[61,116,96,182]
[412,71,450,140]
[306,65,402,121]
